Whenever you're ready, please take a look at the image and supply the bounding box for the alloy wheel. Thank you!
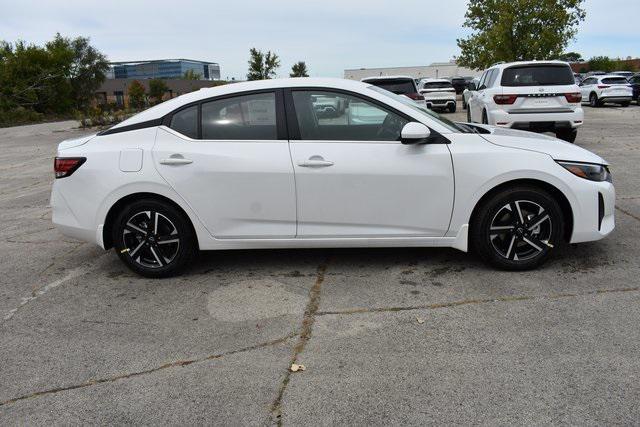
[122,210,180,269]
[489,200,552,261]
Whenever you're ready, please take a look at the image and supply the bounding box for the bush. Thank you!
[0,108,44,127]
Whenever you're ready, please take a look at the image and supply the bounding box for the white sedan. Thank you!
[52,78,615,277]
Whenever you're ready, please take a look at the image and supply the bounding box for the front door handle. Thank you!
[298,159,334,167]
[159,156,193,165]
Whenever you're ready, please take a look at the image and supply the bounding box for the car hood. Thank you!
[474,125,608,165]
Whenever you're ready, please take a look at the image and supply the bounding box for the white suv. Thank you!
[579,75,633,107]
[467,61,584,143]
[417,78,457,112]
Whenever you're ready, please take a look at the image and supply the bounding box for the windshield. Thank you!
[367,85,465,133]
[363,79,416,95]
[501,65,575,86]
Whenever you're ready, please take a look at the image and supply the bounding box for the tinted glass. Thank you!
[422,82,454,89]
[477,71,488,89]
[601,77,629,85]
[170,105,198,139]
[201,92,277,140]
[363,79,415,95]
[501,65,574,86]
[292,90,409,141]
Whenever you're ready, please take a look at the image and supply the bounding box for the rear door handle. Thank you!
[159,157,193,165]
[298,159,334,167]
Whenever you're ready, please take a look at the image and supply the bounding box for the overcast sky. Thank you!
[1,0,638,79]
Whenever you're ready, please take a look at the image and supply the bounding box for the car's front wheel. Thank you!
[620,101,630,107]
[448,103,457,113]
[466,106,472,122]
[471,186,564,270]
[112,199,197,278]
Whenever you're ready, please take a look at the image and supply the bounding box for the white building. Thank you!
[344,61,480,81]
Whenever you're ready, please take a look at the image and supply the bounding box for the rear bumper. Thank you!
[601,96,632,103]
[489,107,584,130]
[426,99,456,109]
[51,181,98,244]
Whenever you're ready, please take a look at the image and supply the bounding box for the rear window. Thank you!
[364,79,416,95]
[601,77,629,85]
[501,65,575,86]
[422,82,453,89]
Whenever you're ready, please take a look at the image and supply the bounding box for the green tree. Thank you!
[246,48,280,80]
[127,80,146,109]
[587,56,615,72]
[183,69,201,80]
[289,61,309,77]
[456,0,586,70]
[148,78,169,104]
[557,51,583,62]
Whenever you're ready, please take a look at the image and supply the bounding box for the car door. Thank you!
[153,90,297,238]
[580,78,595,99]
[469,70,489,122]
[286,89,454,238]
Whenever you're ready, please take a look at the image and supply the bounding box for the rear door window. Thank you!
[501,65,575,86]
[201,92,277,140]
[486,69,498,87]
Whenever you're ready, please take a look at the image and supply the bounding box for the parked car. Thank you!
[466,60,583,143]
[579,75,633,107]
[361,76,425,107]
[418,78,457,112]
[52,78,614,277]
[450,76,473,94]
[573,73,583,85]
[628,74,640,105]
[462,77,480,110]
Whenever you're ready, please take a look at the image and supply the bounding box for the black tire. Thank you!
[462,98,467,110]
[620,101,630,107]
[482,110,488,124]
[589,93,600,107]
[470,186,564,271]
[112,199,197,278]
[448,103,457,113]
[556,128,577,143]
[467,106,472,122]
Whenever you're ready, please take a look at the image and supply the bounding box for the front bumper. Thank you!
[570,180,615,244]
[489,107,584,130]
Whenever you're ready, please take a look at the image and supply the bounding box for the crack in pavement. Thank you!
[616,205,640,222]
[2,252,111,322]
[269,255,331,426]
[0,333,297,407]
[315,286,640,316]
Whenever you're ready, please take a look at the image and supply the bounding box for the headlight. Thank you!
[557,161,612,182]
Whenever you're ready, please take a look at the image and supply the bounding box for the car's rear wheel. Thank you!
[556,128,577,143]
[113,199,197,278]
[466,106,472,122]
[471,186,564,270]
[589,93,600,107]
[620,101,630,107]
[448,103,457,113]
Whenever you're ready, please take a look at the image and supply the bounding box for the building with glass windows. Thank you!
[108,59,221,80]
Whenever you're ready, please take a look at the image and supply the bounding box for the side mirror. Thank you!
[467,82,477,91]
[401,122,431,145]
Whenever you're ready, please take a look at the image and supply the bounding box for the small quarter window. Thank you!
[170,105,198,139]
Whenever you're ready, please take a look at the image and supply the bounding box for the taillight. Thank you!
[493,94,518,105]
[54,157,86,178]
[564,92,582,103]
[406,92,424,101]
[597,85,610,89]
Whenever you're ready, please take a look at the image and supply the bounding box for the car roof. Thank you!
[597,74,631,80]
[360,75,414,81]
[490,60,571,70]
[111,78,377,129]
